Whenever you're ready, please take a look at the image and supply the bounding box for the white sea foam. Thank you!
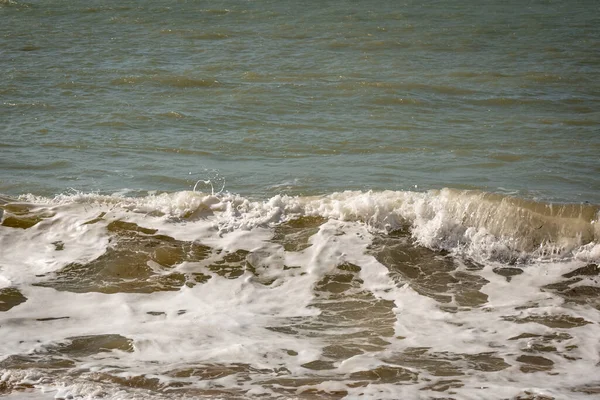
[1,189,599,399]
[16,188,600,264]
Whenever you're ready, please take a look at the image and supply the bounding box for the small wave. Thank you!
[522,72,564,83]
[82,6,133,13]
[466,97,550,107]
[159,29,230,40]
[200,8,231,15]
[559,119,597,127]
[0,0,30,8]
[335,81,478,95]
[111,75,221,88]
[2,101,53,109]
[157,111,186,119]
[448,71,509,79]
[1,160,71,171]
[371,97,423,106]
[20,45,40,52]
[489,153,525,162]
[15,189,599,264]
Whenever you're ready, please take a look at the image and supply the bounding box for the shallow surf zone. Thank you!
[0,189,599,399]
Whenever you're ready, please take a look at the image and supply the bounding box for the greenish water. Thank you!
[1,2,600,399]
[1,0,599,201]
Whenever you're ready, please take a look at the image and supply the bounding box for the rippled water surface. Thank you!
[1,1,600,399]
[1,0,599,201]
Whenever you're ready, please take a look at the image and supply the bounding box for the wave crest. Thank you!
[12,188,600,264]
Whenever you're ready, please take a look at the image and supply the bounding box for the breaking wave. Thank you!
[7,188,599,264]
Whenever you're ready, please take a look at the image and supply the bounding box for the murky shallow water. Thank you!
[1,190,599,399]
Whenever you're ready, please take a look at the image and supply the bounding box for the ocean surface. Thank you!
[1,0,599,399]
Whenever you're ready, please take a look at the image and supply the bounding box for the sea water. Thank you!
[1,1,599,399]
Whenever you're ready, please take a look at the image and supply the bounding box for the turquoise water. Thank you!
[2,0,599,201]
